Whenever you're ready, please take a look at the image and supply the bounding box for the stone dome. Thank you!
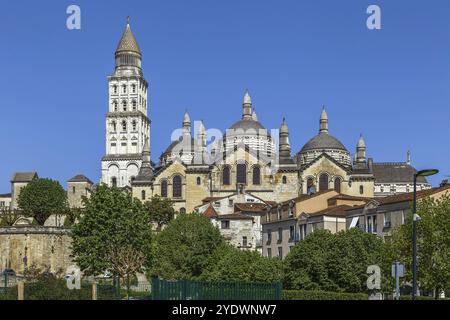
[300,132,348,153]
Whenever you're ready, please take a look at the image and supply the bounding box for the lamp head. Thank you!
[416,169,439,177]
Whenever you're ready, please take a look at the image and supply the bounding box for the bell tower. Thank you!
[101,18,151,187]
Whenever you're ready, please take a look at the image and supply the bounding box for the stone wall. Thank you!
[0,226,73,276]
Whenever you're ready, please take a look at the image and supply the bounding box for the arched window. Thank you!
[334,177,342,193]
[236,164,247,184]
[282,176,287,184]
[173,175,182,198]
[111,177,117,187]
[132,100,137,110]
[113,85,118,94]
[307,178,314,193]
[132,120,137,131]
[131,84,136,93]
[122,84,127,93]
[122,121,127,132]
[359,185,364,195]
[319,173,329,192]
[111,121,116,132]
[141,190,146,200]
[161,180,168,197]
[222,166,231,185]
[179,208,186,214]
[113,100,118,111]
[196,177,201,185]
[122,100,127,111]
[252,166,261,185]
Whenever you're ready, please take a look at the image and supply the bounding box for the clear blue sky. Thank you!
[1,0,449,192]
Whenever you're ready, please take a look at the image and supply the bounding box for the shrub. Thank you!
[282,289,368,300]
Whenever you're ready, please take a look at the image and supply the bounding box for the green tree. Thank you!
[283,229,386,293]
[71,184,153,294]
[17,178,68,225]
[151,213,224,280]
[0,208,19,227]
[388,195,450,297]
[144,195,175,231]
[200,244,283,283]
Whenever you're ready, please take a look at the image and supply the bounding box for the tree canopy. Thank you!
[144,195,175,231]
[151,213,224,280]
[283,228,386,293]
[200,244,283,283]
[71,184,152,278]
[387,195,450,297]
[17,178,68,225]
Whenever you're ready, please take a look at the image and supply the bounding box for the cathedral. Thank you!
[101,21,431,213]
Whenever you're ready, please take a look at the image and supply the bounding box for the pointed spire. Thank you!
[182,110,191,136]
[279,117,291,160]
[242,89,252,119]
[251,108,258,121]
[142,138,151,165]
[116,17,141,54]
[356,134,366,163]
[243,89,252,104]
[319,106,328,133]
[280,117,289,134]
[357,134,366,148]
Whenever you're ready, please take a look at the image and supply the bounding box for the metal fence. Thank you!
[152,278,282,300]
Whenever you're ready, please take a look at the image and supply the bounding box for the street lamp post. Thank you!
[412,169,439,300]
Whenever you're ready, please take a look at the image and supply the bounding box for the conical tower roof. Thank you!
[116,18,141,55]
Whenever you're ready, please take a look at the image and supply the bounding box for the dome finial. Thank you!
[242,89,252,119]
[319,106,328,133]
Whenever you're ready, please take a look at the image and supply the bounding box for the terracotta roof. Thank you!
[202,196,227,204]
[309,205,352,217]
[329,194,372,201]
[234,203,268,213]
[348,184,450,211]
[203,205,218,218]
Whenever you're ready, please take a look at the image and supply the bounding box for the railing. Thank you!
[152,278,282,300]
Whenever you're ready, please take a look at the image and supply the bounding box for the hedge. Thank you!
[400,295,449,301]
[283,290,368,300]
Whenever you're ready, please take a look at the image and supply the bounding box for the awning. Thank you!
[349,217,359,229]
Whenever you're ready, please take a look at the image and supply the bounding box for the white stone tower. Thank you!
[101,18,151,187]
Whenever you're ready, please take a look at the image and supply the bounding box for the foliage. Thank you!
[0,208,19,227]
[387,195,450,297]
[200,244,283,283]
[144,195,175,231]
[283,228,386,293]
[71,184,153,283]
[17,178,68,225]
[282,289,367,300]
[151,213,225,280]
[63,207,83,227]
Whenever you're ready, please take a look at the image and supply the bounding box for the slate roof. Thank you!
[372,163,428,184]
[0,193,11,198]
[67,174,93,184]
[300,132,348,153]
[11,172,38,183]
